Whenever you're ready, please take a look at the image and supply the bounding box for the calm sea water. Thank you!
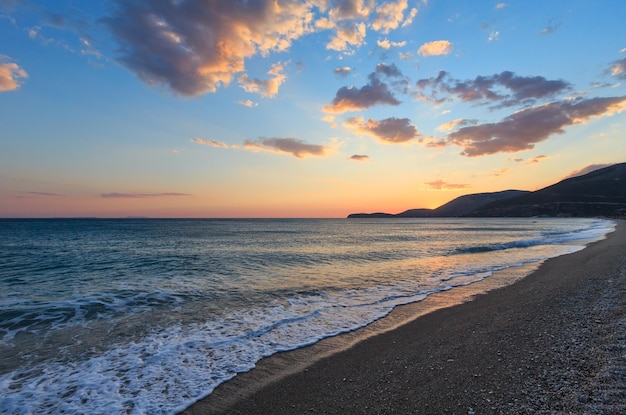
[0,218,614,414]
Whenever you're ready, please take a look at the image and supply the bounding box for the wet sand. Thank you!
[183,221,626,415]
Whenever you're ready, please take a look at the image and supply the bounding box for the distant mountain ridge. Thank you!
[347,162,626,218]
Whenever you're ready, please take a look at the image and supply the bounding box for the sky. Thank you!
[1,0,625,218]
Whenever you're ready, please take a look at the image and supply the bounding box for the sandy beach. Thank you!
[183,220,626,415]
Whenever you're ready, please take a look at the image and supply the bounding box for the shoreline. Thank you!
[183,220,626,414]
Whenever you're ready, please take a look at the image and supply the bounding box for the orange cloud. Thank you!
[0,62,28,92]
[326,22,367,51]
[238,62,288,98]
[104,1,314,96]
[372,0,409,34]
[436,118,477,133]
[418,40,453,57]
[422,180,471,190]
[237,99,258,107]
[609,57,626,79]
[192,138,229,148]
[376,38,406,49]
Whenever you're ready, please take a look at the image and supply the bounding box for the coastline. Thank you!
[183,220,626,414]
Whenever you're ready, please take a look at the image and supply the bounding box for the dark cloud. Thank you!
[348,154,370,161]
[448,96,626,157]
[324,64,403,113]
[375,62,403,78]
[329,0,374,20]
[323,77,401,113]
[243,137,330,158]
[563,163,614,179]
[103,0,313,96]
[526,155,548,164]
[19,192,63,198]
[345,116,419,143]
[101,192,192,198]
[414,70,571,108]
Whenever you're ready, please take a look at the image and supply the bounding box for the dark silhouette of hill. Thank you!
[347,162,626,218]
[469,162,626,217]
[347,190,529,218]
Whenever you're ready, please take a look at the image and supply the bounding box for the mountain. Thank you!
[469,162,626,217]
[398,190,530,217]
[347,190,529,218]
[347,162,626,218]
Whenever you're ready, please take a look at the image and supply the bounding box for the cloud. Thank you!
[192,138,229,148]
[563,163,614,179]
[238,61,287,98]
[24,192,63,197]
[608,57,626,80]
[323,75,401,113]
[418,40,453,57]
[345,116,419,143]
[422,136,448,148]
[103,0,315,97]
[322,115,337,127]
[401,7,418,27]
[422,180,471,190]
[496,3,506,9]
[375,62,404,78]
[326,21,367,51]
[448,96,626,157]
[540,19,562,36]
[237,99,258,107]
[243,137,331,158]
[0,61,27,92]
[415,70,571,108]
[333,66,353,76]
[348,154,370,161]
[371,0,408,34]
[377,38,406,49]
[327,0,375,21]
[101,192,192,198]
[526,155,548,164]
[436,118,477,133]
[490,168,510,177]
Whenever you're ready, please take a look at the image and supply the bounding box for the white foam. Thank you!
[0,218,615,414]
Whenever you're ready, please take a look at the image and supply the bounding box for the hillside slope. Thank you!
[470,162,626,217]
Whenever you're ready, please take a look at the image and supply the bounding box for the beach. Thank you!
[183,220,626,415]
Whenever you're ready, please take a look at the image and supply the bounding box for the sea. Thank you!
[0,217,615,414]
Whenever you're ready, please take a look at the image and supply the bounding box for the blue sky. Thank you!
[1,0,625,217]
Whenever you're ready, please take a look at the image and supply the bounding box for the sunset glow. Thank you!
[1,1,625,218]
